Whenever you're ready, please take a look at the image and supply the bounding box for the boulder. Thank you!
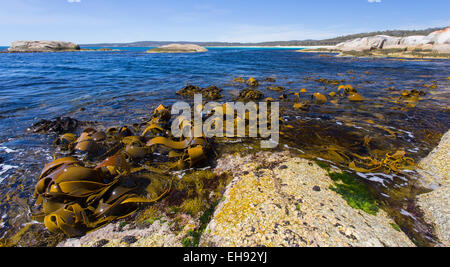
[335,35,401,51]
[399,35,431,46]
[8,41,80,52]
[425,27,450,45]
[334,27,450,54]
[146,44,208,53]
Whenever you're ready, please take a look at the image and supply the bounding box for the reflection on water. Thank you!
[0,48,449,246]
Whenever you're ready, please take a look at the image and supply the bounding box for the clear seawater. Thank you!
[0,47,449,245]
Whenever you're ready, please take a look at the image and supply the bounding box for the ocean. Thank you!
[0,47,449,245]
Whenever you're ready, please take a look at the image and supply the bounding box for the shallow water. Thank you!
[0,48,449,246]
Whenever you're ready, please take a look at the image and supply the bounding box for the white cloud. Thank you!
[67,0,81,3]
[368,0,382,3]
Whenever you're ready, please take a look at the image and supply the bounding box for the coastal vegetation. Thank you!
[81,27,447,47]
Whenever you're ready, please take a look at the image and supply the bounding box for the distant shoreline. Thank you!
[205,45,335,49]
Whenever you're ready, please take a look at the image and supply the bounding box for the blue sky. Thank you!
[0,0,449,45]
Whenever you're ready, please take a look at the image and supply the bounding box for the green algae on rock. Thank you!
[327,172,379,215]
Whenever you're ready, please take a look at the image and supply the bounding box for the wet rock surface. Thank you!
[200,152,415,247]
[177,84,223,100]
[416,130,449,246]
[27,117,81,134]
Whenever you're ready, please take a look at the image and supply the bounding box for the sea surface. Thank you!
[0,47,449,245]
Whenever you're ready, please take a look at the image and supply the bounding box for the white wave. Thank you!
[0,146,18,153]
[0,164,18,184]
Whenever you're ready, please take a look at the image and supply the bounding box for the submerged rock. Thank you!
[264,77,276,82]
[8,41,80,52]
[416,130,449,246]
[201,152,414,247]
[146,44,208,53]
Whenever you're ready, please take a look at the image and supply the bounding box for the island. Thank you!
[5,41,119,53]
[8,41,81,52]
[146,43,208,53]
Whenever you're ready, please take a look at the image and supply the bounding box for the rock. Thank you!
[201,152,414,247]
[0,157,3,164]
[92,239,109,247]
[399,36,430,47]
[58,215,196,247]
[177,84,223,100]
[432,44,450,53]
[348,93,364,102]
[416,130,449,246]
[334,28,450,54]
[417,187,449,247]
[27,117,80,134]
[417,130,450,189]
[121,236,138,245]
[246,77,259,87]
[312,93,327,104]
[238,88,264,100]
[425,27,450,45]
[264,78,276,82]
[268,86,285,92]
[8,41,80,52]
[335,35,401,52]
[146,44,208,53]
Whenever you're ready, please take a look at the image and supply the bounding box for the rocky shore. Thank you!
[146,44,208,53]
[416,130,449,246]
[56,128,450,247]
[57,151,417,247]
[299,27,450,59]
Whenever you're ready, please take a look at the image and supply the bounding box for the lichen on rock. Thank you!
[200,152,414,247]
